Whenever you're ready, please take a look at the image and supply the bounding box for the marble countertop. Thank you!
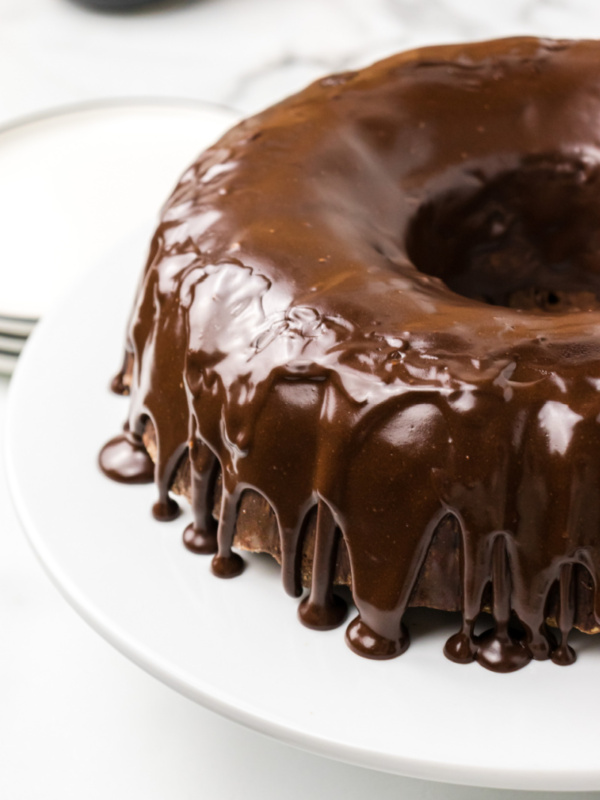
[3,1,600,797]
[4,0,600,126]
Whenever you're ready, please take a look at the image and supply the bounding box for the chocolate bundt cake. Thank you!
[101,36,600,672]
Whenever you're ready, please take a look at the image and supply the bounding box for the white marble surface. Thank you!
[3,0,600,125]
[4,0,600,797]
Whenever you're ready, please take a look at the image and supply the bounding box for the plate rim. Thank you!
[0,97,241,321]
[0,95,239,142]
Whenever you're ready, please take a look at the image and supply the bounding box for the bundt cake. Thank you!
[101,36,600,672]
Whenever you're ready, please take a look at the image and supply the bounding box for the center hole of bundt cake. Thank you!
[407,160,600,312]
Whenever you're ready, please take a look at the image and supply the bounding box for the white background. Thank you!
[4,0,600,797]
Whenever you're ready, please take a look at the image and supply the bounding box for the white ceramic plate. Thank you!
[0,100,240,321]
[7,232,600,793]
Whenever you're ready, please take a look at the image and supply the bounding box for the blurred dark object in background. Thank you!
[70,0,182,11]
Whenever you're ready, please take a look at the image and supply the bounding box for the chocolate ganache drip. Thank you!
[100,36,600,672]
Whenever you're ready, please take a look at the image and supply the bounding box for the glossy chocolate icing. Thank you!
[100,37,600,672]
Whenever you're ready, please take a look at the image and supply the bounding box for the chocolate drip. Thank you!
[101,37,600,672]
[444,520,479,665]
[110,351,133,396]
[152,498,180,521]
[287,506,316,599]
[99,424,153,484]
[346,615,409,660]
[183,440,218,554]
[552,562,577,665]
[277,507,307,599]
[151,441,185,522]
[476,536,531,673]
[211,486,245,579]
[298,501,347,630]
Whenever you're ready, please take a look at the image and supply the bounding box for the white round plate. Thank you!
[0,100,240,321]
[6,232,600,793]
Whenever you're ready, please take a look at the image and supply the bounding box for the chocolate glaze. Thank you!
[110,351,133,395]
[99,426,154,484]
[101,37,600,671]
